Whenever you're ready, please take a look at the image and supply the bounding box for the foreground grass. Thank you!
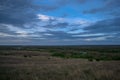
[0,46,120,80]
[0,50,120,80]
[0,62,120,80]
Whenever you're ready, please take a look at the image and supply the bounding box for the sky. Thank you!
[0,0,120,45]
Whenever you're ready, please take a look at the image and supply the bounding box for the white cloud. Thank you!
[0,32,14,37]
[67,29,85,34]
[1,24,44,38]
[72,33,105,37]
[37,14,53,21]
[84,37,106,41]
[84,35,114,41]
[44,33,53,36]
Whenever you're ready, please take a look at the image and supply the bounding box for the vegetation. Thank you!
[0,45,120,80]
[50,46,120,61]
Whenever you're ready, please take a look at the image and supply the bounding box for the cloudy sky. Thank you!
[0,0,120,45]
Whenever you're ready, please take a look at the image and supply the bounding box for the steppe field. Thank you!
[0,45,120,80]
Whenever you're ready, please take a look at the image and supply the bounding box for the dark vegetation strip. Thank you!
[0,45,120,61]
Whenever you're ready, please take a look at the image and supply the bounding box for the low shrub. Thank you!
[24,55,27,57]
[88,58,93,62]
[52,52,66,58]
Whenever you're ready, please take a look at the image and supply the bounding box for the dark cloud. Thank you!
[83,0,120,15]
[0,24,17,35]
[44,31,73,40]
[43,22,69,28]
[0,0,38,27]
[84,17,120,33]
[57,0,87,4]
[55,22,69,27]
[0,0,88,27]
[0,12,37,27]
[0,0,60,27]
[0,0,33,10]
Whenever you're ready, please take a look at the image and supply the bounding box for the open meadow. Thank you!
[0,45,120,80]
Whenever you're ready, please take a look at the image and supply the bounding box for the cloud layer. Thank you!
[0,0,120,45]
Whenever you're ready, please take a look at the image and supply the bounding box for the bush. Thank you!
[88,58,93,62]
[51,53,65,58]
[24,55,27,57]
[95,58,100,61]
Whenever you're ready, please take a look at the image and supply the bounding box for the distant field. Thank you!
[0,45,120,80]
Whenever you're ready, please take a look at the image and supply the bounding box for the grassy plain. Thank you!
[0,45,120,80]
